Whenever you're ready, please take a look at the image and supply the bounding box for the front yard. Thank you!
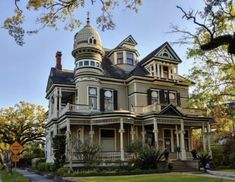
[0,170,30,182]
[68,173,235,182]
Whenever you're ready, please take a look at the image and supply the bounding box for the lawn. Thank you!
[0,170,30,182]
[74,173,235,182]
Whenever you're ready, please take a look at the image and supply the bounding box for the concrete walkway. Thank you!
[197,170,235,181]
[16,168,58,182]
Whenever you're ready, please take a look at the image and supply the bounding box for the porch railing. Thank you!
[58,103,206,118]
[131,103,161,114]
[59,103,92,117]
[177,107,206,116]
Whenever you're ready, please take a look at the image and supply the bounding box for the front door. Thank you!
[164,129,171,151]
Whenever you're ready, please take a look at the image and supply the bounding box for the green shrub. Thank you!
[228,153,235,168]
[125,141,143,159]
[134,146,164,169]
[211,145,224,166]
[73,139,100,166]
[35,162,56,172]
[56,167,71,176]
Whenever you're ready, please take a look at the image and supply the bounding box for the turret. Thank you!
[72,14,104,77]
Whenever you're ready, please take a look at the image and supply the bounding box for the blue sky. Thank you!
[0,1,204,108]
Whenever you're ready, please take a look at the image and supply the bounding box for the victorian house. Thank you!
[45,18,212,164]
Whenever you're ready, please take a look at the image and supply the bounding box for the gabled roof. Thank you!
[158,104,184,117]
[140,42,182,65]
[46,68,74,92]
[116,35,137,48]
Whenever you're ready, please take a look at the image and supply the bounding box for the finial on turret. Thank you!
[87,11,90,24]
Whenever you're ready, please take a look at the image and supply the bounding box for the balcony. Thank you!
[59,103,93,117]
[177,107,206,117]
[131,103,161,114]
[55,103,206,119]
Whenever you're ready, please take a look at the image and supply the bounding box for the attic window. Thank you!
[163,52,168,57]
[88,36,96,44]
[117,52,123,64]
[127,52,134,65]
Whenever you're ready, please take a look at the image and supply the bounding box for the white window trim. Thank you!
[87,86,99,111]
[150,89,160,104]
[103,89,114,111]
[99,128,117,152]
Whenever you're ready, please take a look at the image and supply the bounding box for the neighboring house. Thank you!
[45,18,212,164]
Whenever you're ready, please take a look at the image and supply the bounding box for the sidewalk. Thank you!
[16,168,57,182]
[207,170,235,180]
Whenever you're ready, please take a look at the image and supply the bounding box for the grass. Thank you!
[73,173,235,182]
[0,170,30,182]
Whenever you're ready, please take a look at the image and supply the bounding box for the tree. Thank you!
[173,0,235,54]
[172,0,235,139]
[2,0,142,46]
[0,101,46,146]
[52,134,66,169]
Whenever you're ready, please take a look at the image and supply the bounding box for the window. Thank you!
[88,36,96,44]
[117,52,123,64]
[88,87,97,110]
[163,66,169,78]
[90,61,95,66]
[151,90,159,104]
[169,91,177,105]
[79,61,83,67]
[164,129,172,152]
[84,60,89,66]
[104,90,113,111]
[127,52,134,65]
[101,129,115,151]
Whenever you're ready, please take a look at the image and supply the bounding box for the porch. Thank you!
[50,116,212,163]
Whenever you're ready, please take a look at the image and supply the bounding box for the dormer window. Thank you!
[163,66,169,78]
[88,36,96,44]
[127,52,134,65]
[117,52,123,64]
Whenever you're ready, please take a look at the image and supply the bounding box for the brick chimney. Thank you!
[55,51,62,71]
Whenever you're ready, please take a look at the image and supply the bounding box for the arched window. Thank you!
[88,36,97,44]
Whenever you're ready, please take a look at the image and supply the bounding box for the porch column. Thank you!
[202,122,206,153]
[153,118,159,150]
[157,64,160,77]
[130,125,135,143]
[141,125,146,146]
[58,88,62,112]
[53,88,58,116]
[161,65,164,78]
[119,118,125,161]
[180,119,186,160]
[153,63,157,78]
[175,125,180,160]
[89,121,94,144]
[207,123,212,156]
[65,120,71,162]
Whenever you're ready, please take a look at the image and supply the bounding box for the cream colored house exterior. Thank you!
[45,19,212,163]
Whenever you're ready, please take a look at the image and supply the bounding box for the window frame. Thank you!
[126,52,134,65]
[151,89,160,104]
[117,52,124,64]
[104,89,114,111]
[88,87,98,110]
